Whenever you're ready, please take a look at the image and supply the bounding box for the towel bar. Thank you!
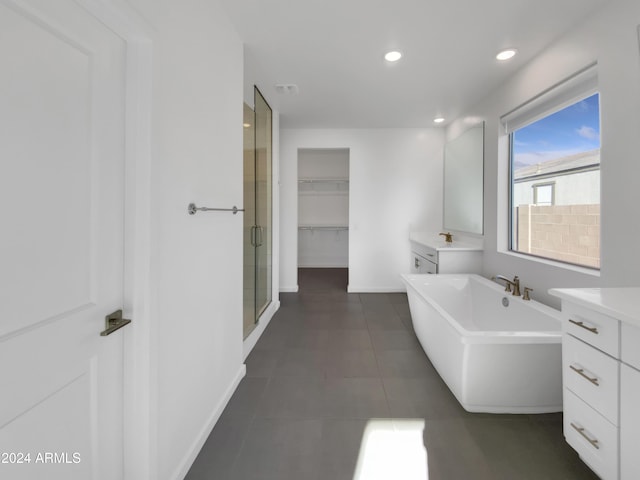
[188,203,244,215]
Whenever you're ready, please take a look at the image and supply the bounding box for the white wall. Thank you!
[123,1,245,479]
[280,129,444,292]
[446,0,640,307]
[513,170,600,206]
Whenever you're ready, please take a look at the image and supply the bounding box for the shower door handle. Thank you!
[256,225,264,247]
[250,225,264,247]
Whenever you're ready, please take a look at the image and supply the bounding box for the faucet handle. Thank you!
[439,232,453,244]
[511,276,521,296]
[523,287,533,301]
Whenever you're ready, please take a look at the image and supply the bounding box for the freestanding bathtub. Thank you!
[401,273,562,413]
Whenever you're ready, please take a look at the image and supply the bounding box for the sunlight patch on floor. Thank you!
[354,419,428,480]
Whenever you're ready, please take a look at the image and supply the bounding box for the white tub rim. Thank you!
[401,273,562,345]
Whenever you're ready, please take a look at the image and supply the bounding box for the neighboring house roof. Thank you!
[513,149,600,182]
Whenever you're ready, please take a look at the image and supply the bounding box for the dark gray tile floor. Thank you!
[186,268,598,480]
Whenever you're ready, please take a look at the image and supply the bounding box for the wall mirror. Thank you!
[443,122,484,235]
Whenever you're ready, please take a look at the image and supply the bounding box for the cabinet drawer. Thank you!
[564,388,618,480]
[410,253,422,274]
[621,323,640,371]
[409,242,438,264]
[563,303,619,357]
[411,252,437,274]
[563,334,619,423]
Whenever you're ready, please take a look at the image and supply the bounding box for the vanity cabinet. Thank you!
[410,251,437,274]
[620,363,640,480]
[620,322,640,480]
[560,307,620,480]
[408,233,482,275]
[549,288,640,480]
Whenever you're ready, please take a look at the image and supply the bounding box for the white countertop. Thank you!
[549,287,640,328]
[409,232,483,252]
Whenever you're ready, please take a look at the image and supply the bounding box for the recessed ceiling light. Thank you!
[433,117,445,124]
[496,48,517,61]
[384,51,402,62]
[243,123,251,128]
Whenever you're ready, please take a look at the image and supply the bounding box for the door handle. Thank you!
[100,310,132,336]
[250,226,264,247]
[256,225,264,247]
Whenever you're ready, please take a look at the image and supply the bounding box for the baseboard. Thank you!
[243,300,280,360]
[347,285,407,293]
[279,285,299,293]
[171,364,246,480]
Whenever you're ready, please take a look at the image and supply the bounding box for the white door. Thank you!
[0,0,128,478]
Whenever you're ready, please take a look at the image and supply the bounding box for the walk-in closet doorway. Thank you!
[297,148,350,289]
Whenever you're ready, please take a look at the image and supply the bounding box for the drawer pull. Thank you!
[568,318,599,335]
[569,364,600,386]
[426,253,435,258]
[570,422,600,450]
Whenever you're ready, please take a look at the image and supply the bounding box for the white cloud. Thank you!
[576,125,600,141]
[513,148,583,166]
[573,100,590,113]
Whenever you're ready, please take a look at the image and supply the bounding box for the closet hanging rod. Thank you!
[188,203,244,215]
[298,226,349,231]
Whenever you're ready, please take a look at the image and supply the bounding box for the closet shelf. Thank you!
[298,225,349,231]
[298,191,349,197]
[298,178,349,184]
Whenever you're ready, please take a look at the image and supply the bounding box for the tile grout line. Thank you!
[362,294,395,420]
[227,347,279,477]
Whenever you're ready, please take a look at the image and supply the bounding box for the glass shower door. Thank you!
[243,102,257,338]
[243,88,272,339]
[254,88,272,319]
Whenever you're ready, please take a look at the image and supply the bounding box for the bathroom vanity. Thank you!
[549,287,640,480]
[409,232,482,274]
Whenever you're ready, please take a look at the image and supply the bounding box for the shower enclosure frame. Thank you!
[243,86,273,338]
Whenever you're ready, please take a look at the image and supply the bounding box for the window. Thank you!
[503,66,600,269]
[532,182,554,206]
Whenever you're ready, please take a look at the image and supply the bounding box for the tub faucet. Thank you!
[493,275,521,296]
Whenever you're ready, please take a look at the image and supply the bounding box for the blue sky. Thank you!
[512,93,600,168]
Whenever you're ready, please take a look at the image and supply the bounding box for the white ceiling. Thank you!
[220,0,610,128]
